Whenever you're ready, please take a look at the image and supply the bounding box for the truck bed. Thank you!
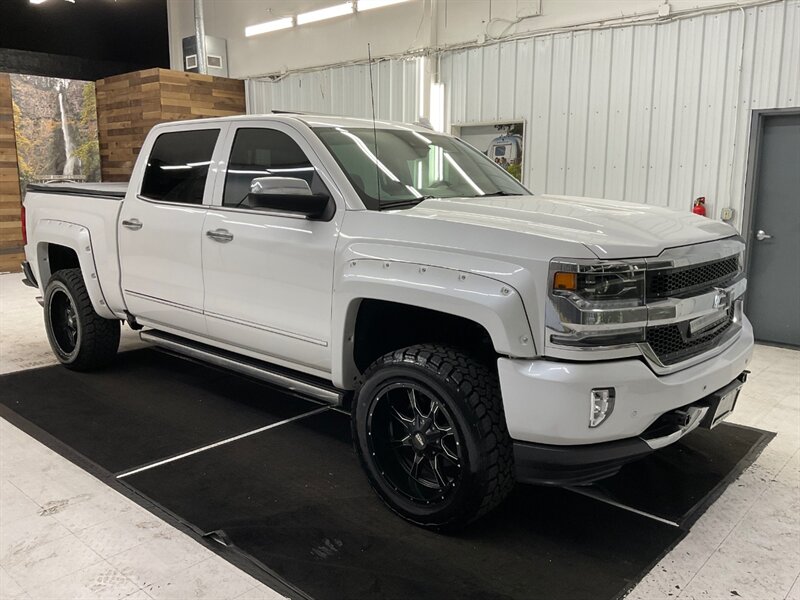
[23,182,129,316]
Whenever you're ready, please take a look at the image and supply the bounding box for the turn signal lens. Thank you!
[553,271,577,291]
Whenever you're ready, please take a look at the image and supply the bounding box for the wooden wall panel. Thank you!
[0,73,23,273]
[97,69,245,182]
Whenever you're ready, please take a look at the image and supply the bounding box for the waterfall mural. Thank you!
[9,74,101,190]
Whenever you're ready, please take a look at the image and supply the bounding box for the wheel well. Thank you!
[47,244,80,274]
[352,299,497,373]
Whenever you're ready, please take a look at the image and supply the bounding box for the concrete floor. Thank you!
[0,272,798,600]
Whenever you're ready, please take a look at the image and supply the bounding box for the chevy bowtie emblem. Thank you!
[713,287,729,309]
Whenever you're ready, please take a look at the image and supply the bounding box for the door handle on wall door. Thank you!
[755,229,773,241]
[121,219,143,231]
[206,229,234,243]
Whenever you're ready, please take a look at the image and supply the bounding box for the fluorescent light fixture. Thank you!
[357,0,410,11]
[417,56,426,117]
[245,17,294,37]
[430,82,445,132]
[297,2,354,25]
[29,0,48,4]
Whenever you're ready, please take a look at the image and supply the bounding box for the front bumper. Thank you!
[499,317,753,483]
[498,316,753,446]
[512,372,747,485]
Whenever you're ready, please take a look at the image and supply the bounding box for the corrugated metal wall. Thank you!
[247,57,421,123]
[248,0,800,228]
[442,0,799,226]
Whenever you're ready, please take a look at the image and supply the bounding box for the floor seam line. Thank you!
[115,406,330,479]
[783,571,800,600]
[564,486,681,528]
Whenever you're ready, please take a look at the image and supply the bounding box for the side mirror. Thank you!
[247,177,334,220]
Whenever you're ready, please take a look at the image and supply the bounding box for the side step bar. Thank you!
[139,330,344,406]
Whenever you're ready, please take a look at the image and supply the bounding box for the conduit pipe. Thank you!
[194,0,208,74]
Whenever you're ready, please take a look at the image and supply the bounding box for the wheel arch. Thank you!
[331,260,536,389]
[33,220,116,319]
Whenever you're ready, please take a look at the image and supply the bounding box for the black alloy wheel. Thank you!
[43,268,120,371]
[353,344,515,530]
[49,288,80,356]
[367,382,464,505]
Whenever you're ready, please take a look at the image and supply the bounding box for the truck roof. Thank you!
[155,113,439,134]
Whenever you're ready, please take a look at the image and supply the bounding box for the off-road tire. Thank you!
[352,344,515,530]
[43,268,120,371]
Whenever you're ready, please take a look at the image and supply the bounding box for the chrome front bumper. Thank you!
[641,405,708,450]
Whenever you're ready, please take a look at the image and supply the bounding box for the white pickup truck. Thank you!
[22,114,754,529]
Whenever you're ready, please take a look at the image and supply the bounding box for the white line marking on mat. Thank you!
[566,486,681,528]
[116,406,330,479]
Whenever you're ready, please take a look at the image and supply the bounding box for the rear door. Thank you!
[119,124,227,334]
[201,120,344,375]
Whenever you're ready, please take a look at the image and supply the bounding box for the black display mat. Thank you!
[574,422,773,528]
[0,349,319,472]
[0,349,773,600]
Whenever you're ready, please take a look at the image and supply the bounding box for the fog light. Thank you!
[589,388,615,428]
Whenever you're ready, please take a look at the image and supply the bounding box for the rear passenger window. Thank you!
[222,128,328,207]
[141,129,219,204]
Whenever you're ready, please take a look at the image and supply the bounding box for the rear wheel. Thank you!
[352,344,514,530]
[44,268,120,371]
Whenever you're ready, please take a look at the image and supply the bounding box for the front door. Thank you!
[746,113,800,346]
[119,125,223,335]
[201,122,343,375]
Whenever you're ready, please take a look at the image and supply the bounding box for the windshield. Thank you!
[313,126,529,210]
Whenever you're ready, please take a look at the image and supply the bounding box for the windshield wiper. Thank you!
[477,191,522,197]
[379,197,430,210]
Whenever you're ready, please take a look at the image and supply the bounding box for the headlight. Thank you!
[547,259,647,348]
[550,260,645,307]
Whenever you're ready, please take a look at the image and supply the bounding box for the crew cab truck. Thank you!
[21,114,754,530]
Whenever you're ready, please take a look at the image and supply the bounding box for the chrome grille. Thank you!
[645,308,734,365]
[646,255,740,300]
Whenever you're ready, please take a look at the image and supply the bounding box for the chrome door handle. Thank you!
[755,229,773,241]
[121,218,142,231]
[206,229,234,243]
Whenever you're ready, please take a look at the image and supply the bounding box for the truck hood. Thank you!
[407,194,737,259]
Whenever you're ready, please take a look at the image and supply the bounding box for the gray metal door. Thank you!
[747,113,800,346]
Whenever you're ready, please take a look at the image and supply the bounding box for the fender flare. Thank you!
[33,219,117,319]
[331,259,536,389]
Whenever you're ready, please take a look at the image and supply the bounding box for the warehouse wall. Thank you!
[441,0,799,226]
[247,58,421,123]
[168,0,745,78]
[248,0,800,230]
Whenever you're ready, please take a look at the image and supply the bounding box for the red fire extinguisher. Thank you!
[692,196,707,217]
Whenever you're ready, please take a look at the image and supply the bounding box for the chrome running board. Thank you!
[139,330,344,406]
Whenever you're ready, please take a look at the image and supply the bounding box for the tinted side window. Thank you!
[223,128,328,207]
[141,129,219,204]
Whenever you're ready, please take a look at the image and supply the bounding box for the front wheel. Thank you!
[44,268,120,371]
[352,344,515,530]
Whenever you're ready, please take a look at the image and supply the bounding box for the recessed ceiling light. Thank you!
[296,2,354,25]
[245,16,294,37]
